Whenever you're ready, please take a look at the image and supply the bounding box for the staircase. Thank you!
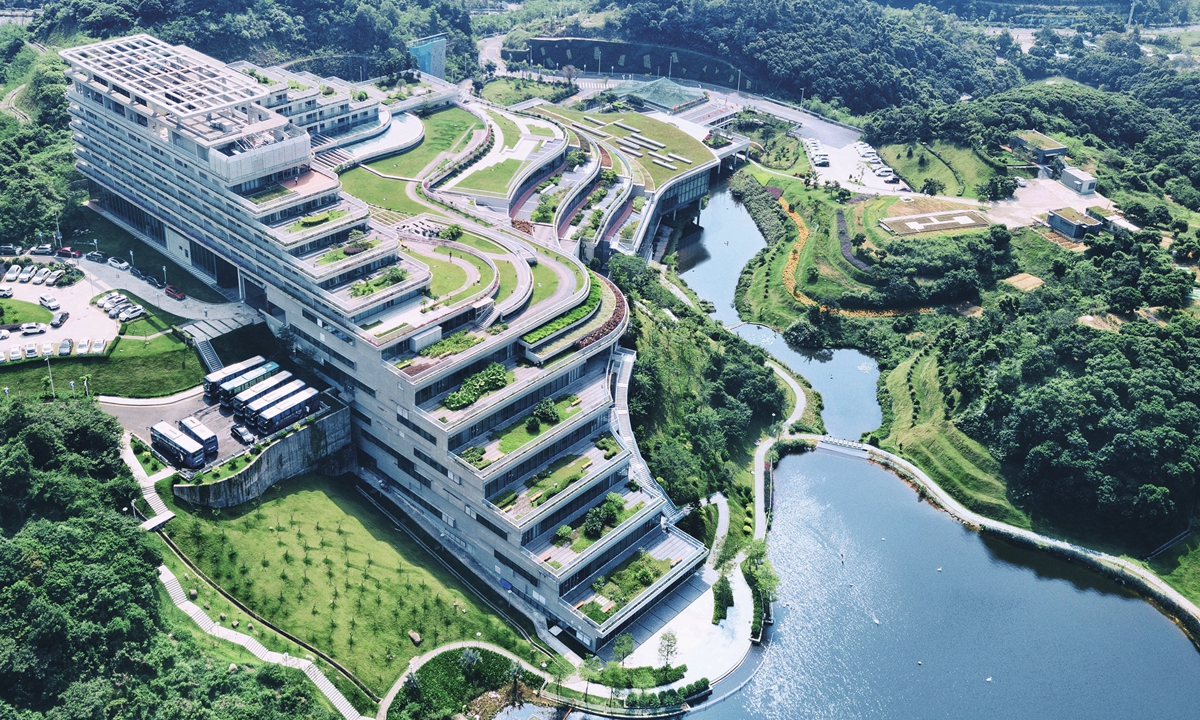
[196,339,222,373]
[314,147,354,172]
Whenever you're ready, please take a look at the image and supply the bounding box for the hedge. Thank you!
[521,272,603,344]
[444,362,509,410]
[624,677,710,708]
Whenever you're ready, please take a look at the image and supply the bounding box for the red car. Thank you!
[55,246,81,258]
[165,285,186,300]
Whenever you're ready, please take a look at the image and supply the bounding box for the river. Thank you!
[676,183,1200,718]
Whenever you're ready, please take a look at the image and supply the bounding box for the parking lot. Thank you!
[0,259,120,362]
[101,390,249,468]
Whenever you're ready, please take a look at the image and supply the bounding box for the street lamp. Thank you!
[129,249,134,267]
[162,265,167,286]
[45,356,55,398]
[69,380,75,398]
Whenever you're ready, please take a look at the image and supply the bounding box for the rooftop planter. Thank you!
[318,237,380,265]
[349,266,409,297]
[520,274,601,346]
[578,551,672,624]
[288,209,349,233]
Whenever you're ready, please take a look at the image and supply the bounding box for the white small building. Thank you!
[1060,165,1096,194]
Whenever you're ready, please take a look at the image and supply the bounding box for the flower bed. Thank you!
[444,362,509,410]
[573,276,626,350]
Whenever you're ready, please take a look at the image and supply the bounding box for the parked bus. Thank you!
[217,361,280,405]
[178,416,218,456]
[243,379,307,421]
[203,355,266,395]
[257,387,320,434]
[229,370,293,415]
[151,421,205,469]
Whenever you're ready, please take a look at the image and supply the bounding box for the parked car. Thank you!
[45,270,63,285]
[0,286,11,298]
[38,295,60,310]
[145,276,164,289]
[76,338,90,355]
[84,251,105,263]
[20,323,45,335]
[28,244,52,256]
[108,257,130,271]
[0,329,8,340]
[100,294,126,311]
[118,305,144,322]
[90,338,106,354]
[40,341,52,357]
[50,311,69,328]
[24,343,37,358]
[18,266,36,282]
[8,347,20,361]
[165,285,186,300]
[58,338,73,355]
[3,265,19,282]
[96,292,119,308]
[1016,177,1027,188]
[129,267,145,280]
[232,425,256,445]
[884,175,901,184]
[108,301,131,318]
[31,268,50,285]
[0,244,21,256]
[55,247,81,258]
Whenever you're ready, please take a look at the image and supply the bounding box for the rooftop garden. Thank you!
[529,261,559,305]
[287,208,348,233]
[318,234,379,265]
[349,266,408,297]
[242,68,276,85]
[419,330,482,358]
[364,107,482,179]
[578,550,671,624]
[494,394,581,454]
[522,273,601,345]
[480,77,578,106]
[497,453,592,510]
[444,362,511,410]
[404,246,467,297]
[287,79,308,91]
[553,488,645,554]
[246,184,294,204]
[454,158,524,195]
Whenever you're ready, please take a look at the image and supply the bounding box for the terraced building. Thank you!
[62,34,707,651]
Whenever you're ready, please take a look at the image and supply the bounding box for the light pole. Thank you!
[162,265,167,286]
[69,380,75,398]
[82,377,89,397]
[45,356,54,398]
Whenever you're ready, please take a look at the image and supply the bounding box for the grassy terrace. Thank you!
[562,491,645,554]
[287,209,348,233]
[879,141,997,199]
[578,551,670,624]
[495,395,582,454]
[455,232,503,254]
[0,297,51,324]
[530,260,560,305]
[338,170,431,216]
[454,158,524,195]
[317,238,380,265]
[496,454,592,512]
[495,259,518,304]
[161,473,542,697]
[434,245,494,304]
[535,106,712,190]
[485,109,522,150]
[365,107,483,179]
[402,246,467,297]
[245,184,294,205]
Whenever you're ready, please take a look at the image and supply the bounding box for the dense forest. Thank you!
[0,401,333,720]
[30,0,477,78]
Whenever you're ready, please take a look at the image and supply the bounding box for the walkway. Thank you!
[117,431,175,530]
[157,564,370,720]
[753,362,807,541]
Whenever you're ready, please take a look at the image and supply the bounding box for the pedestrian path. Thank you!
[178,315,261,343]
[157,565,371,720]
[753,362,807,541]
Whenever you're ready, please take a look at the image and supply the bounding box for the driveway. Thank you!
[987,178,1113,229]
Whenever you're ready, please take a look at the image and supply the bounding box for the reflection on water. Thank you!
[678,184,767,327]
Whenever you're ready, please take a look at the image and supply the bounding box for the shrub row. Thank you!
[711,574,734,624]
[444,362,508,410]
[521,273,603,344]
[728,170,794,246]
[573,277,625,350]
[624,677,710,708]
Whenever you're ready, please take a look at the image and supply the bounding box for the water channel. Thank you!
[673,183,1200,718]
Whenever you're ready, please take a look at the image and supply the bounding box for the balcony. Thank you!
[293,232,398,282]
[234,169,341,216]
[264,195,369,246]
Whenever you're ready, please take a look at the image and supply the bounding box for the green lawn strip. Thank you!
[0,297,52,324]
[161,473,541,698]
[528,125,555,137]
[495,259,518,304]
[404,247,468,297]
[0,341,204,398]
[495,396,582,454]
[111,332,189,358]
[1150,535,1200,609]
[454,158,523,195]
[246,184,295,205]
[434,246,495,304]
[365,107,483,178]
[542,248,584,292]
[879,141,995,198]
[480,77,576,106]
[85,214,228,303]
[485,109,523,150]
[122,314,172,337]
[455,232,504,254]
[130,435,166,475]
[578,551,672,624]
[521,274,601,344]
[419,330,482,358]
[338,169,430,215]
[287,209,348,234]
[318,239,380,265]
[529,261,560,305]
[882,352,1029,527]
[518,453,592,508]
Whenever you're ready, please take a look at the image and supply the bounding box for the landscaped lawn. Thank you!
[542,248,584,292]
[0,340,204,398]
[83,213,228,303]
[454,159,523,195]
[567,495,645,553]
[0,297,52,324]
[434,246,494,304]
[495,260,518,304]
[528,125,555,138]
[880,141,995,198]
[246,184,295,204]
[480,78,577,107]
[579,551,671,623]
[364,107,483,179]
[318,239,380,265]
[161,473,544,697]
[338,169,431,216]
[520,454,592,508]
[112,332,190,358]
[529,262,559,305]
[495,395,581,454]
[404,247,467,297]
[455,232,503,254]
[485,110,522,151]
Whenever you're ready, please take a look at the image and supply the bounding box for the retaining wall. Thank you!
[174,406,355,508]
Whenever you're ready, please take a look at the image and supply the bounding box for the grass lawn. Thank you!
[1150,534,1200,609]
[365,107,483,179]
[495,260,518,305]
[521,454,592,508]
[529,262,559,305]
[84,213,228,303]
[404,247,467,297]
[882,351,1030,528]
[480,78,576,106]
[246,184,295,205]
[318,239,380,265]
[0,297,52,324]
[454,159,523,195]
[130,436,166,475]
[161,473,543,697]
[568,497,645,553]
[879,141,996,199]
[485,110,522,150]
[455,232,503,254]
[338,169,431,216]
[434,246,494,304]
[0,341,204,398]
[112,332,190,358]
[579,551,671,623]
[528,125,555,138]
[495,396,582,454]
[542,249,585,292]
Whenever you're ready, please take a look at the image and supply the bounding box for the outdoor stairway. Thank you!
[196,339,222,372]
[370,208,408,226]
[314,148,354,172]
[473,304,499,331]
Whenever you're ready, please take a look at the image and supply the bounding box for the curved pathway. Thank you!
[753,362,807,541]
[0,84,28,122]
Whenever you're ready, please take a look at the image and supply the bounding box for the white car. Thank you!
[2,266,17,282]
[118,305,144,322]
[24,343,37,358]
[18,266,35,282]
[875,167,894,177]
[0,286,11,298]
[31,268,50,285]
[108,257,130,271]
[1016,177,1027,188]
[96,292,119,307]
[76,338,90,355]
[101,295,127,311]
[108,301,131,318]
[8,347,19,361]
[45,270,63,285]
[38,295,59,310]
[40,342,52,356]
[20,323,45,335]
[0,329,7,340]
[90,338,106,354]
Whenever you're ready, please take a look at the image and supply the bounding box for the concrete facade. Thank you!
[63,34,705,652]
[1060,165,1097,195]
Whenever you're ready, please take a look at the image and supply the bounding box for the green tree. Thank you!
[580,655,603,705]
[612,632,635,667]
[920,177,946,196]
[657,631,678,668]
